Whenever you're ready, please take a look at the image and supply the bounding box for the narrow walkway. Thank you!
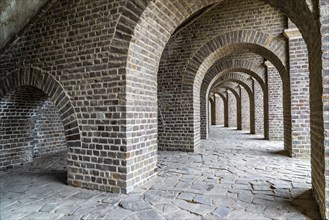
[0,127,320,219]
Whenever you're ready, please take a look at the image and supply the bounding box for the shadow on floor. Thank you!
[286,189,321,219]
[48,171,68,185]
[269,150,290,157]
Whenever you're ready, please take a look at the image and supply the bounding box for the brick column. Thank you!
[263,72,269,140]
[219,93,229,127]
[228,90,237,127]
[210,95,217,125]
[313,2,329,218]
[255,79,265,137]
[249,78,256,134]
[236,87,242,130]
[215,94,224,125]
[241,86,250,131]
[284,28,311,158]
[265,61,284,141]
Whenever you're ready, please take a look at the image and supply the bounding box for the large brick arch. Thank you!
[0,67,81,185]
[185,30,287,90]
[0,68,81,147]
[204,59,266,92]
[124,0,225,155]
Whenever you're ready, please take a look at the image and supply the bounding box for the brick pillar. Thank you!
[249,78,256,134]
[265,61,284,140]
[210,95,216,125]
[284,28,311,158]
[315,2,329,218]
[255,79,265,137]
[237,87,242,130]
[219,93,229,127]
[215,94,224,125]
[227,90,236,127]
[241,86,250,131]
[263,72,269,140]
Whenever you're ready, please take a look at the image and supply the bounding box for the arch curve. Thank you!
[0,67,81,148]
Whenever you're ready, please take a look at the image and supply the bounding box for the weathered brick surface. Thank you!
[0,68,81,185]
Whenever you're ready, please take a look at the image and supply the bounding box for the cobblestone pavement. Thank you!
[0,126,321,219]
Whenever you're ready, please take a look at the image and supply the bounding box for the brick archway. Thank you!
[212,77,254,132]
[215,83,241,128]
[202,72,256,138]
[203,59,266,92]
[183,30,289,154]
[185,30,286,90]
[123,0,325,216]
[0,67,81,186]
[200,60,267,139]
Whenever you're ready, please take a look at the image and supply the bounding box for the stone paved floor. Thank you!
[0,126,321,219]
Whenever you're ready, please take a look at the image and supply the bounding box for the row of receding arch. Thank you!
[156,29,288,150]
[125,0,325,216]
[206,72,256,133]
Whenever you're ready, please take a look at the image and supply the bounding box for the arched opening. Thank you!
[210,76,254,134]
[0,68,82,188]
[0,86,67,172]
[200,59,267,139]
